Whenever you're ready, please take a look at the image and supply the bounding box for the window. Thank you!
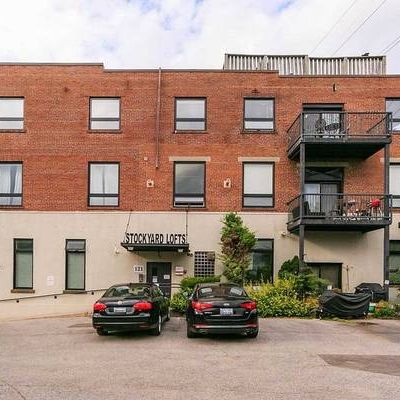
[89,163,119,206]
[244,99,274,131]
[14,239,33,289]
[194,251,215,277]
[309,263,342,289]
[243,163,274,207]
[174,162,205,207]
[386,99,400,131]
[175,98,206,131]
[0,98,24,130]
[390,164,400,207]
[246,239,273,282]
[89,98,120,130]
[66,240,86,290]
[389,241,400,285]
[0,163,22,206]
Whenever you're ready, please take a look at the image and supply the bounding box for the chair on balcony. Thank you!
[368,198,382,220]
[314,114,345,140]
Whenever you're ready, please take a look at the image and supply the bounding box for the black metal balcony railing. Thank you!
[287,193,391,228]
[287,112,391,151]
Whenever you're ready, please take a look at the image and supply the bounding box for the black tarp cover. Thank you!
[319,291,371,317]
[355,283,386,302]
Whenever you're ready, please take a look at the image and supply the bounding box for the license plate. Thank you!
[113,307,126,313]
[220,308,233,315]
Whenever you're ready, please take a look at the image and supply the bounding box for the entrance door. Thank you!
[304,167,343,216]
[146,262,172,298]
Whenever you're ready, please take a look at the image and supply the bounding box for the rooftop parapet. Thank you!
[223,53,386,75]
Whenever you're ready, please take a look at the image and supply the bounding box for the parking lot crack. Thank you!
[0,377,27,400]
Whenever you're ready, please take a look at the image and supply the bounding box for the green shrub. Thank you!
[170,291,189,314]
[170,275,221,313]
[373,301,399,319]
[179,275,220,291]
[279,256,303,277]
[389,271,400,285]
[246,278,318,318]
[278,256,329,298]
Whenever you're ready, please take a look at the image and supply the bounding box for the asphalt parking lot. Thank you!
[0,317,399,400]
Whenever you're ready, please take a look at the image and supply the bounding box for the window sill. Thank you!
[0,205,23,209]
[88,129,122,134]
[173,130,208,134]
[87,206,120,210]
[241,130,276,134]
[63,290,86,294]
[0,129,26,133]
[11,289,35,294]
[242,207,276,211]
[171,206,208,211]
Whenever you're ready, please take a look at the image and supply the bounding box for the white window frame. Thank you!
[88,162,120,207]
[243,162,274,208]
[0,97,24,130]
[89,97,121,131]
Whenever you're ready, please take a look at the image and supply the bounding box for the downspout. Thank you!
[155,67,162,169]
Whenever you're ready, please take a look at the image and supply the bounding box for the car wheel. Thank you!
[247,330,259,339]
[186,323,197,338]
[166,308,170,321]
[150,314,162,336]
[96,328,108,336]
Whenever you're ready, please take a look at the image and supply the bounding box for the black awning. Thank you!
[121,242,190,253]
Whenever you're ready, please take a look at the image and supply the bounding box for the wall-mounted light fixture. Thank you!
[223,178,232,188]
[146,179,154,188]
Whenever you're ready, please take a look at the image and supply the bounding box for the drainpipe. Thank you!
[155,67,162,169]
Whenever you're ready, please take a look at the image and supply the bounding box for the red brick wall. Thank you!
[0,65,399,212]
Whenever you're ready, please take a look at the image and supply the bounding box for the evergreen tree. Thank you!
[220,213,256,285]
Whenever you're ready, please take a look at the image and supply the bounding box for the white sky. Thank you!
[1,0,400,72]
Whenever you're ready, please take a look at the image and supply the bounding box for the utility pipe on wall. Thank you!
[155,67,162,169]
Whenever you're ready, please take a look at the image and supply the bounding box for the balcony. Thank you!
[287,112,391,160]
[287,193,391,233]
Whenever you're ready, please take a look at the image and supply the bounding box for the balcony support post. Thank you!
[299,225,305,263]
[383,143,390,300]
[299,141,305,262]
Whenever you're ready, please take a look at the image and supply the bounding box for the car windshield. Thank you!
[197,285,247,299]
[104,285,151,298]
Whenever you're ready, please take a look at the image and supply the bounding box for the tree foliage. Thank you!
[220,213,256,285]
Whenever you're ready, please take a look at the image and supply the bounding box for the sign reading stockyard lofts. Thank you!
[121,232,189,252]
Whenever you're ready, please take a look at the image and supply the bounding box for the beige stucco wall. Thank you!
[0,211,386,320]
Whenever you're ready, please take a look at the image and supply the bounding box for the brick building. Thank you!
[1,54,400,318]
